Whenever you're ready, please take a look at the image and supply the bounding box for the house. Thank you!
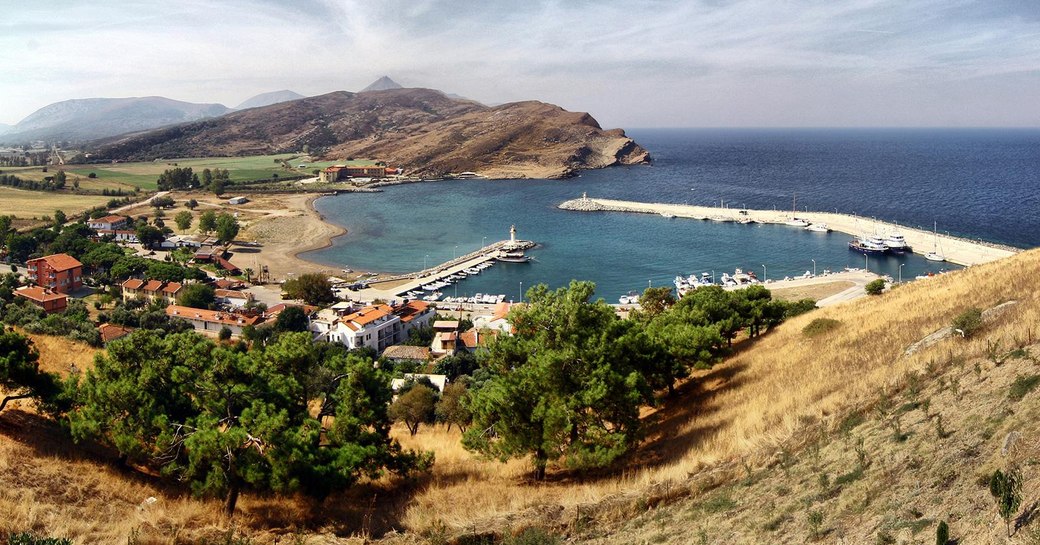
[436,328,498,355]
[95,229,139,243]
[319,300,432,353]
[27,253,83,293]
[382,345,431,364]
[121,278,182,305]
[98,323,134,344]
[227,196,249,205]
[430,320,461,355]
[473,302,517,333]
[215,288,253,309]
[390,373,448,394]
[193,245,224,262]
[14,286,67,313]
[165,305,262,337]
[319,163,393,183]
[88,215,129,231]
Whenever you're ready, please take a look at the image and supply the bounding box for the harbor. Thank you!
[559,195,1019,267]
[345,225,535,303]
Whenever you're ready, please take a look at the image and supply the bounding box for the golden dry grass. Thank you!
[17,329,100,376]
[392,248,1040,534]
[2,249,1038,544]
[0,187,112,219]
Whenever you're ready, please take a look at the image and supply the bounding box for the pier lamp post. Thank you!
[864,254,868,271]
[519,281,523,303]
[454,245,458,259]
[761,264,766,281]
[811,259,816,277]
[899,263,904,284]
[424,254,429,270]
[482,236,487,248]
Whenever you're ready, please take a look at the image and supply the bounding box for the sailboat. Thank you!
[925,221,946,262]
[785,194,811,227]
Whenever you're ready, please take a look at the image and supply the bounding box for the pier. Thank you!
[350,226,535,302]
[559,196,1019,267]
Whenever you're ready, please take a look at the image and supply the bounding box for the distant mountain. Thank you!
[234,90,306,110]
[361,76,403,92]
[93,88,649,179]
[1,97,233,144]
[0,123,11,135]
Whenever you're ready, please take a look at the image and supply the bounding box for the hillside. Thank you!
[3,250,1037,543]
[1,97,232,144]
[91,88,650,179]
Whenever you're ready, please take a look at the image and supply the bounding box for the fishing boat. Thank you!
[848,236,889,254]
[883,232,912,253]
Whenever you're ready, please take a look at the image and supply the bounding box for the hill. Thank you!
[233,90,306,110]
[92,88,649,178]
[1,97,232,144]
[1,248,1038,543]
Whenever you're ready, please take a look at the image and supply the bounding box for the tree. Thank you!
[389,384,437,435]
[282,273,336,305]
[156,167,198,191]
[177,283,215,309]
[135,224,165,249]
[0,329,62,414]
[637,286,676,318]
[211,178,226,196]
[215,213,239,244]
[53,170,66,189]
[463,281,653,479]
[936,520,949,545]
[433,351,478,380]
[151,196,175,209]
[53,209,67,228]
[174,210,193,231]
[436,381,472,432]
[990,468,1022,537]
[69,331,427,517]
[198,210,217,233]
[0,215,11,237]
[952,307,983,338]
[185,199,198,210]
[865,279,886,296]
[274,305,309,332]
[218,326,232,341]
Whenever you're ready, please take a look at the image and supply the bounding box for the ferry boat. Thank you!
[883,233,912,253]
[848,236,888,254]
[497,251,532,263]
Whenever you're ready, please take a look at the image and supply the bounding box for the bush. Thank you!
[803,318,841,338]
[6,532,73,545]
[936,520,949,545]
[1008,374,1040,401]
[865,279,886,296]
[502,528,561,545]
[952,307,983,338]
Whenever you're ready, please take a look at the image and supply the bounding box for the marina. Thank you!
[558,196,1018,267]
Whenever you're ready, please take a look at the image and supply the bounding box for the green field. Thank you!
[56,153,310,190]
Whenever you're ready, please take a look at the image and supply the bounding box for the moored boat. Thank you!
[883,233,912,253]
[848,236,889,254]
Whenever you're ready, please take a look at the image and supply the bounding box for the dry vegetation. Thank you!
[2,249,1039,544]
[0,186,112,220]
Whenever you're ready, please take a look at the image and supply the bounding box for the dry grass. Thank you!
[17,329,100,376]
[769,280,854,302]
[0,187,112,219]
[2,249,1039,543]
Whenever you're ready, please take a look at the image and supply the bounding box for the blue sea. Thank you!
[305,128,1040,302]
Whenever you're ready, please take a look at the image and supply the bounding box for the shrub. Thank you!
[502,528,560,545]
[6,532,73,545]
[218,326,232,341]
[865,279,886,296]
[1008,374,1040,401]
[952,307,983,338]
[936,520,949,545]
[803,318,841,338]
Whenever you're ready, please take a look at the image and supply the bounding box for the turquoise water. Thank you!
[305,129,1039,301]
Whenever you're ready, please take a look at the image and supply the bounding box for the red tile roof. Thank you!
[122,278,144,290]
[14,286,67,303]
[214,256,239,272]
[142,280,164,292]
[98,323,134,343]
[166,305,262,326]
[394,300,430,323]
[162,282,183,294]
[342,304,393,327]
[215,289,251,299]
[93,215,126,224]
[33,253,83,272]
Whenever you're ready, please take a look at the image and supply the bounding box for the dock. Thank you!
[559,196,1019,267]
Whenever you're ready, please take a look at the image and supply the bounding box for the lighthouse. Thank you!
[510,224,517,243]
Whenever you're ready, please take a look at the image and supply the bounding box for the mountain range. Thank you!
[93,86,649,179]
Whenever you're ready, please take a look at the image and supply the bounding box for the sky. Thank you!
[1,0,1038,128]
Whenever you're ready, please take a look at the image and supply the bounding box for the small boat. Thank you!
[848,236,888,254]
[883,233,912,253]
[785,217,812,227]
[618,291,640,305]
[925,252,945,262]
[737,217,757,224]
[925,221,945,262]
[660,212,676,219]
[805,223,831,233]
[497,251,532,263]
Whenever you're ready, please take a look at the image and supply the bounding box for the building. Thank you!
[382,345,432,364]
[319,163,395,183]
[320,300,433,353]
[165,305,262,337]
[227,196,249,205]
[87,215,129,231]
[98,323,134,344]
[436,328,497,355]
[121,279,183,306]
[94,229,139,243]
[14,286,67,313]
[27,253,83,293]
[215,289,253,309]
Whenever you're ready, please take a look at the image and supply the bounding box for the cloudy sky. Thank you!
[2,0,1038,128]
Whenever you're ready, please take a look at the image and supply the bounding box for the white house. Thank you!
[390,373,448,394]
[319,300,433,353]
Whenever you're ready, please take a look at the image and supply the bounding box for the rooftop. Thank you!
[31,253,83,272]
[14,286,67,303]
[165,305,262,327]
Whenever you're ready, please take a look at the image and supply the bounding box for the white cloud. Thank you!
[0,0,1037,126]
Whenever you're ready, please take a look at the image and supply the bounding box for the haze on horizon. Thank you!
[1,0,1038,129]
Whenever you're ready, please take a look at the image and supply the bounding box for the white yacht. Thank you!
[805,223,831,233]
[883,233,912,253]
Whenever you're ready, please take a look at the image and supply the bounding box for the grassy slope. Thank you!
[1,249,1038,544]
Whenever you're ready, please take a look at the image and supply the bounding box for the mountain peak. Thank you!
[234,90,305,110]
[361,76,404,92]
